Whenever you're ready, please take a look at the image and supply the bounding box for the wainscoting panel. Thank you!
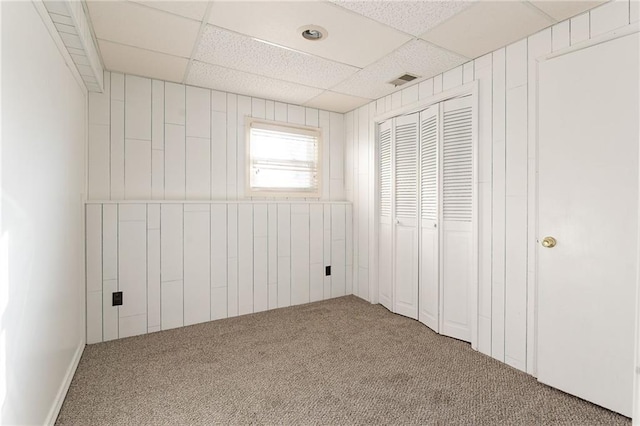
[86,201,352,343]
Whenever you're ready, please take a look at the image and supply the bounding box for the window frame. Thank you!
[245,118,323,198]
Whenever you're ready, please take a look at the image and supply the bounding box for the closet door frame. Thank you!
[373,82,479,350]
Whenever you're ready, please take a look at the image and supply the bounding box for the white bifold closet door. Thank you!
[393,112,419,319]
[439,96,475,342]
[378,119,393,312]
[418,104,440,332]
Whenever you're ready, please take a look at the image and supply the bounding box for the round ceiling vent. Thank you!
[299,25,328,41]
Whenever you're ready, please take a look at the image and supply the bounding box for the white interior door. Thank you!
[439,96,475,343]
[378,120,393,311]
[537,33,639,417]
[393,113,419,319]
[419,105,440,331]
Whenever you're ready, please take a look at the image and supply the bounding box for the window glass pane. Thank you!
[248,121,320,196]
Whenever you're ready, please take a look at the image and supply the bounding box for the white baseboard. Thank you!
[45,340,85,425]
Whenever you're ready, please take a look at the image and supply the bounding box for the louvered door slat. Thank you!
[395,114,418,219]
[420,108,438,221]
[379,122,392,218]
[443,102,473,222]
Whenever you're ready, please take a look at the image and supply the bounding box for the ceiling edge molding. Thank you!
[42,0,104,92]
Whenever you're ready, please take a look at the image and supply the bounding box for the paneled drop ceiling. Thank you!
[86,0,606,113]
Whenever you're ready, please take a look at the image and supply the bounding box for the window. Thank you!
[246,119,322,197]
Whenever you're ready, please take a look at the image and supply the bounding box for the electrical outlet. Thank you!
[112,291,123,306]
[325,266,331,276]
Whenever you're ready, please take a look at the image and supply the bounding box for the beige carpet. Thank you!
[57,296,630,425]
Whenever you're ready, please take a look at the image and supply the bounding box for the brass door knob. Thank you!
[541,236,557,248]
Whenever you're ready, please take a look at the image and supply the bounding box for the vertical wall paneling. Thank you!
[160,204,184,329]
[184,204,211,325]
[277,204,291,307]
[88,72,110,199]
[433,74,443,94]
[102,204,118,280]
[118,204,147,338]
[186,86,211,139]
[309,205,324,302]
[211,91,227,199]
[443,66,463,91]
[331,204,346,297]
[590,0,629,37]
[124,75,152,140]
[86,205,102,343]
[571,13,590,45]
[238,203,254,315]
[288,104,305,125]
[419,78,434,101]
[151,79,165,198]
[227,204,239,316]
[401,84,419,106]
[267,204,278,309]
[274,102,287,122]
[346,205,353,294]
[185,136,211,198]
[211,204,228,320]
[103,279,118,341]
[226,94,238,199]
[186,85,212,199]
[504,39,528,371]
[305,107,319,127]
[147,204,161,332]
[165,82,185,125]
[463,62,474,84]
[110,74,125,199]
[236,96,251,199]
[526,28,551,375]
[165,84,186,199]
[125,139,152,199]
[367,103,377,303]
[474,53,493,356]
[491,48,507,362]
[253,204,268,312]
[352,109,359,297]
[552,21,570,52]
[330,112,345,200]
[103,201,119,342]
[291,204,310,304]
[323,204,332,299]
[265,100,275,121]
[357,105,369,301]
[252,98,266,120]
[165,124,186,199]
[391,92,401,110]
[320,111,331,200]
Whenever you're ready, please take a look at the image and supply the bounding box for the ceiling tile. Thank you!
[208,1,412,68]
[87,0,200,58]
[304,91,371,113]
[187,61,324,105]
[99,40,188,83]
[331,0,475,36]
[195,25,360,90]
[420,1,554,59]
[128,0,209,21]
[529,1,606,22]
[331,39,467,100]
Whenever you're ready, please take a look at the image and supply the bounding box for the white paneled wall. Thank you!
[87,72,353,343]
[86,202,352,343]
[346,0,635,375]
[88,72,345,201]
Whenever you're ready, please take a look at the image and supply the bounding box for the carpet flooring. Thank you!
[57,296,630,425]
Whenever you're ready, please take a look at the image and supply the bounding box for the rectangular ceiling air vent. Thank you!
[388,73,420,87]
